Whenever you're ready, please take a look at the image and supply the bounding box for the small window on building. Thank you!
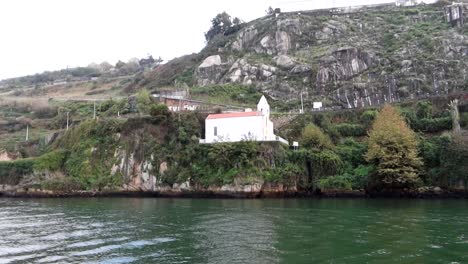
[214,126,217,136]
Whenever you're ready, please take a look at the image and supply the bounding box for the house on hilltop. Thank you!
[200,96,288,145]
[395,0,418,7]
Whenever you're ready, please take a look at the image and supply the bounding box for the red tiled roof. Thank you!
[207,111,261,120]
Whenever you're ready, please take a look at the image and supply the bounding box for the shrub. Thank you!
[334,123,366,137]
[33,106,57,119]
[319,175,352,190]
[136,89,152,114]
[335,138,367,169]
[307,150,344,178]
[301,124,333,150]
[150,104,169,117]
[0,159,35,185]
[350,165,374,189]
[416,117,452,133]
[401,107,452,133]
[33,150,67,172]
[360,110,378,128]
[460,113,468,129]
[416,101,433,119]
[439,134,468,188]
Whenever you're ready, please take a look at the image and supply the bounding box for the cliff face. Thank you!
[0,115,300,195]
[187,3,468,108]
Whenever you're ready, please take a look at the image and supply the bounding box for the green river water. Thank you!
[0,198,467,263]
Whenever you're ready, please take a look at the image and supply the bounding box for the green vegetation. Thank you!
[401,101,453,133]
[191,84,262,106]
[366,105,423,190]
[0,159,35,185]
[333,123,366,137]
[150,104,169,117]
[1,1,467,194]
[1,97,467,194]
[136,89,152,114]
[205,12,244,42]
[300,124,333,150]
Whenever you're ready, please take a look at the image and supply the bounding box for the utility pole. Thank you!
[66,112,70,130]
[300,92,304,114]
[93,100,96,120]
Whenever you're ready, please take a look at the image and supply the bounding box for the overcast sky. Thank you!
[0,0,431,80]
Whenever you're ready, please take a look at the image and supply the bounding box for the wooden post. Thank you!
[26,125,29,141]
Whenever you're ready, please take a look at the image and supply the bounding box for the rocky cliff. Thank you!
[0,114,302,196]
[150,3,468,109]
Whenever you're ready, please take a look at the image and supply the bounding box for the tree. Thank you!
[139,55,155,67]
[136,89,152,114]
[205,12,241,42]
[150,104,169,117]
[266,6,274,15]
[119,58,140,75]
[99,61,113,72]
[232,17,242,26]
[365,105,423,190]
[115,60,126,69]
[300,124,333,150]
[441,134,468,188]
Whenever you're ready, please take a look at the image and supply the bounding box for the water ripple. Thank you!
[1,198,468,263]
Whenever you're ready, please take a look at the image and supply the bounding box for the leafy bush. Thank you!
[439,134,468,188]
[0,159,35,185]
[360,110,378,128]
[415,117,452,133]
[460,113,468,129]
[307,150,344,178]
[136,89,153,114]
[301,124,333,150]
[33,150,67,172]
[401,107,452,133]
[33,106,57,119]
[334,123,366,137]
[319,175,352,190]
[416,101,433,119]
[335,138,367,170]
[350,165,374,189]
[191,84,261,106]
[150,104,169,117]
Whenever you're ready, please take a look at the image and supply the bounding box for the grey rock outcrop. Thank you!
[196,55,229,86]
[274,55,296,69]
[189,4,468,108]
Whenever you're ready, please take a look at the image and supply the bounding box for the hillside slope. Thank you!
[146,2,468,109]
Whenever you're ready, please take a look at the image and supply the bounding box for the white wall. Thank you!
[206,116,265,143]
[205,115,277,143]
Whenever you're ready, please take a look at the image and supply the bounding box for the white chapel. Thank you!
[200,96,288,144]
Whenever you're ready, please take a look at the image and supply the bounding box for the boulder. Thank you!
[275,31,291,55]
[199,55,222,68]
[290,64,312,74]
[274,55,296,69]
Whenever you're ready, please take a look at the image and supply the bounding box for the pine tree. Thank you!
[365,105,423,189]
